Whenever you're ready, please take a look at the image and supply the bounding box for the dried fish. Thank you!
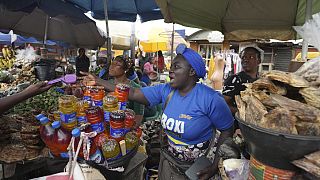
[300,87,320,109]
[295,122,320,136]
[264,70,309,87]
[235,95,246,120]
[251,78,286,95]
[268,94,320,123]
[260,107,298,134]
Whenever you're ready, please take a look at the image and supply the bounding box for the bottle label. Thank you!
[77,116,87,123]
[60,112,76,123]
[110,127,125,138]
[60,152,69,158]
[90,149,104,164]
[93,100,103,107]
[118,102,127,110]
[83,96,91,101]
[91,122,105,133]
[124,128,131,134]
[104,111,110,122]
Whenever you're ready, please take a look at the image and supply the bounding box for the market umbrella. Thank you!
[66,0,164,59]
[0,0,105,49]
[65,0,163,22]
[155,0,320,41]
[138,26,189,53]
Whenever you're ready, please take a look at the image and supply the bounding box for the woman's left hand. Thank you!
[197,164,216,180]
[81,71,102,86]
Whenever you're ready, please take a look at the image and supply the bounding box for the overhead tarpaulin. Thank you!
[66,0,163,22]
[155,0,320,41]
[0,0,105,49]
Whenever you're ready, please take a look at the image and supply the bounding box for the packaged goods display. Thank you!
[30,84,140,165]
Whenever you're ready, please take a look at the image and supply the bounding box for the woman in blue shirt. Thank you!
[81,44,234,180]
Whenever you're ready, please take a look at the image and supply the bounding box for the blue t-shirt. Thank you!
[141,83,234,145]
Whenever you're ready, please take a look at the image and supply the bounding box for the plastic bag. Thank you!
[223,159,249,180]
[293,13,320,87]
[15,46,39,65]
[294,13,320,51]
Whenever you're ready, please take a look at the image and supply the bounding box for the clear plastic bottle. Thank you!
[76,100,90,125]
[102,139,121,160]
[86,106,105,134]
[52,121,72,158]
[91,86,105,107]
[102,95,119,127]
[71,128,104,163]
[115,84,130,110]
[59,95,78,131]
[39,117,60,157]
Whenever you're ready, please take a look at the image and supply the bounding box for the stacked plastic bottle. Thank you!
[91,86,105,107]
[71,128,104,163]
[115,84,130,110]
[59,95,78,131]
[37,115,60,157]
[52,121,71,158]
[124,109,135,134]
[36,85,141,163]
[109,110,126,142]
[103,94,119,128]
[76,100,90,125]
[83,87,92,106]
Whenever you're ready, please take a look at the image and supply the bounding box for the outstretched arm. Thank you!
[81,72,150,105]
[0,82,52,115]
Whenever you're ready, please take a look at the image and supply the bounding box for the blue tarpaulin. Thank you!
[0,32,70,47]
[66,0,163,22]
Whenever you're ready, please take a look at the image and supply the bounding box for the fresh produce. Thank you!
[11,88,63,114]
[0,46,16,70]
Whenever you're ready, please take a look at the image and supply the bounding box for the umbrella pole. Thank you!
[171,23,175,61]
[103,0,112,61]
[43,15,49,47]
[301,0,313,61]
[130,22,136,59]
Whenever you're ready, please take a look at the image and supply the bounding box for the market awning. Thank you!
[65,0,163,22]
[0,0,105,49]
[155,0,320,41]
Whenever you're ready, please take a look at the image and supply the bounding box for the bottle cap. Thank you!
[51,121,61,129]
[36,114,45,121]
[39,117,49,124]
[72,128,81,137]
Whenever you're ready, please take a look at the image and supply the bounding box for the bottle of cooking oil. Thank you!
[59,95,77,131]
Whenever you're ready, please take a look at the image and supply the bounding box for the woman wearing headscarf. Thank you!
[107,55,145,125]
[82,44,234,179]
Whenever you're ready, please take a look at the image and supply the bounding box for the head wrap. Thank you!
[176,44,206,78]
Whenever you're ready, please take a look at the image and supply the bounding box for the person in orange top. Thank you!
[155,50,165,73]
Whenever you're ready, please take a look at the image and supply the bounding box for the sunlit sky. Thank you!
[94,18,201,38]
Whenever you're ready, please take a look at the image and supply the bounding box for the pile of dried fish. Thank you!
[236,61,320,136]
[0,113,45,163]
[292,151,320,178]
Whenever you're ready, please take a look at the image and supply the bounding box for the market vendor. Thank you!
[107,55,145,126]
[81,44,234,180]
[223,47,261,115]
[0,82,52,115]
